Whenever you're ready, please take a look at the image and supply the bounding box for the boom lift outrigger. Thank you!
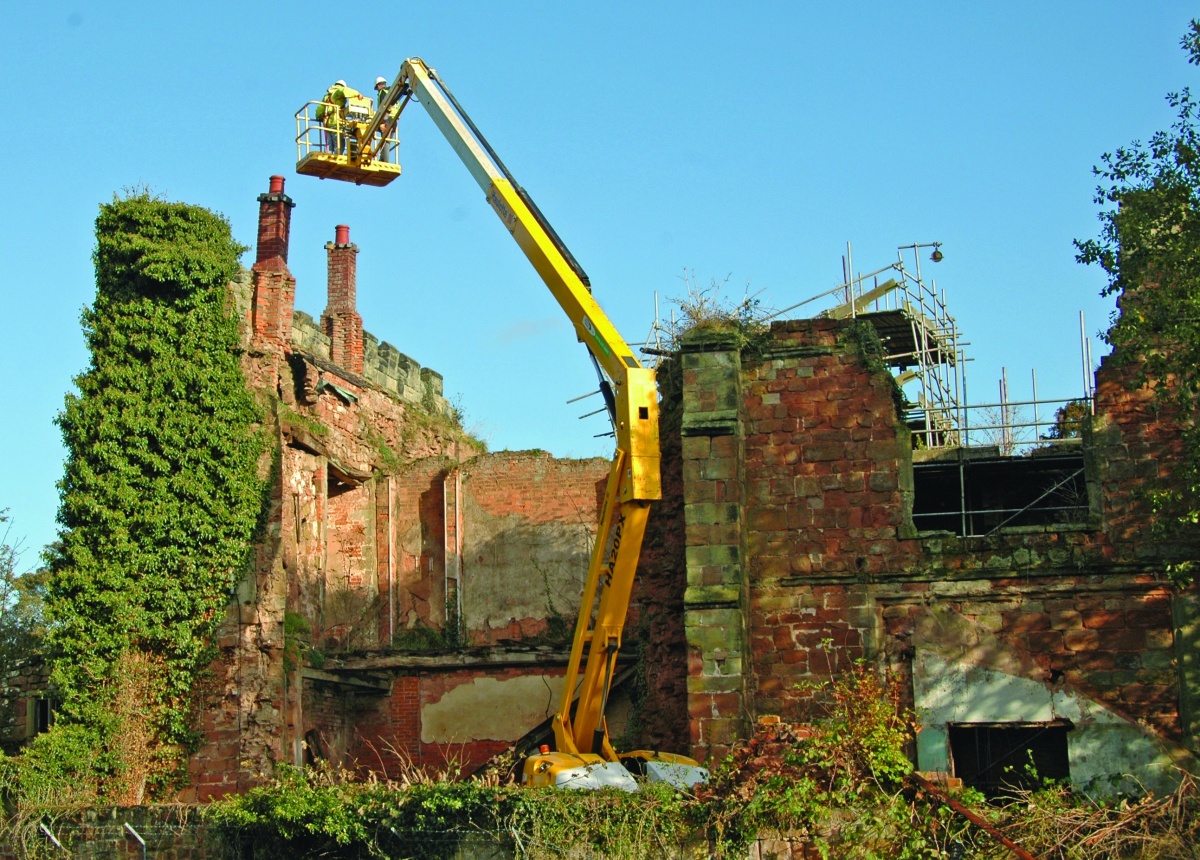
[295,59,706,790]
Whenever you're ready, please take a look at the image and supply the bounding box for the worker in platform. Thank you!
[373,76,399,164]
[317,80,366,155]
[316,80,349,153]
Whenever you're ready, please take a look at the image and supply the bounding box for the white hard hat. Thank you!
[335,79,346,87]
[375,76,387,86]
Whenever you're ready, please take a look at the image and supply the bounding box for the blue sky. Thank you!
[1,2,1194,560]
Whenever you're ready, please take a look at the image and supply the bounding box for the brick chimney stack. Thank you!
[322,224,364,375]
[251,175,297,353]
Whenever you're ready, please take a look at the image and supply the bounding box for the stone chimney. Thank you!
[321,224,364,375]
[250,175,296,353]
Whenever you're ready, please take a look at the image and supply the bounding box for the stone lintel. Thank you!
[759,343,837,361]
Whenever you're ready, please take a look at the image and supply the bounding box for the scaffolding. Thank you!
[768,242,964,447]
[632,242,1100,537]
[636,242,1095,457]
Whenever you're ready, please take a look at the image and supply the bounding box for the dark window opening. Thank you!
[327,466,360,499]
[913,451,1088,537]
[26,696,56,738]
[949,722,1070,799]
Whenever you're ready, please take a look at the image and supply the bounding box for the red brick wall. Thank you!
[250,177,296,356]
[339,669,547,778]
[321,229,364,375]
[667,316,1196,760]
[462,453,606,525]
[391,460,449,631]
[458,453,608,645]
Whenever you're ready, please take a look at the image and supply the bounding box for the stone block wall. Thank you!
[0,656,50,755]
[287,316,450,415]
[676,331,750,760]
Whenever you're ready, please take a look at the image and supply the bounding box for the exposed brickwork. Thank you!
[457,452,608,646]
[376,474,394,646]
[341,668,555,778]
[460,452,607,526]
[321,225,364,375]
[664,315,1199,781]
[250,176,296,357]
[183,179,484,797]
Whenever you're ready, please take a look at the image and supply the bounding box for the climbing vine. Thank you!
[843,319,907,417]
[43,191,266,795]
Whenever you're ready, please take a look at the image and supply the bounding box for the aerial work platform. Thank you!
[296,151,401,186]
[295,100,402,187]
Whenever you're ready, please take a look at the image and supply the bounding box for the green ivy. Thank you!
[44,191,266,794]
[843,320,907,418]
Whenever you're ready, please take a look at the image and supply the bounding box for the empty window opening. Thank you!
[25,696,56,738]
[327,466,361,499]
[913,451,1088,537]
[949,722,1071,799]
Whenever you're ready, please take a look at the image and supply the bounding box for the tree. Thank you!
[0,512,46,669]
[46,192,265,793]
[1075,20,1200,574]
[1042,399,1091,441]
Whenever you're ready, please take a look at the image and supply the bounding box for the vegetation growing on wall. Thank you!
[37,191,266,796]
[663,272,771,354]
[200,663,1200,859]
[843,319,907,417]
[1075,20,1200,581]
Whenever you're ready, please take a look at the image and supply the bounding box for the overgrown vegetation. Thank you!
[1075,20,1200,583]
[696,663,944,857]
[12,191,267,801]
[196,663,1200,859]
[0,512,46,670]
[209,766,694,860]
[1043,398,1092,442]
[660,271,772,352]
[5,663,1196,857]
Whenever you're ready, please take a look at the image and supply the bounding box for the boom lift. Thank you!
[295,60,707,791]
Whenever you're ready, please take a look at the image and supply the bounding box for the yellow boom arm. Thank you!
[389,58,660,760]
[296,59,702,789]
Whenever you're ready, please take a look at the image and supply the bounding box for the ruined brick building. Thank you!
[2,175,1197,800]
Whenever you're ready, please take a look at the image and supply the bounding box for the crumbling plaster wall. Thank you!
[458,453,607,644]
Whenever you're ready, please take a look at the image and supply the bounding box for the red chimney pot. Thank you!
[269,175,285,194]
